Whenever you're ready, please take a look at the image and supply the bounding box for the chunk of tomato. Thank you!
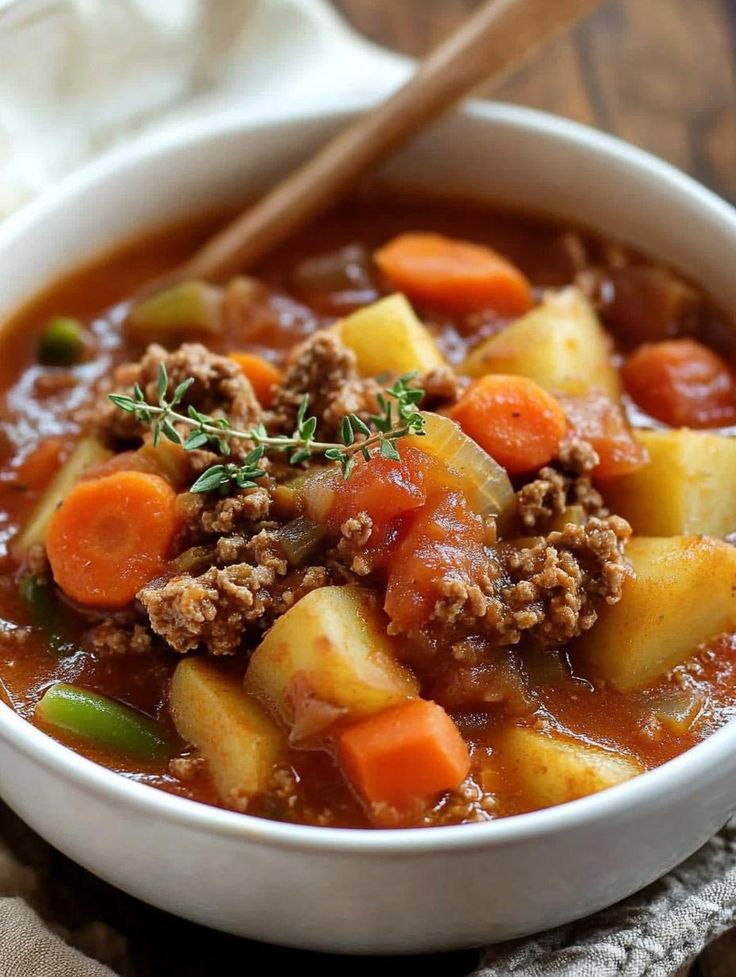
[384,491,488,634]
[560,391,649,480]
[328,448,428,532]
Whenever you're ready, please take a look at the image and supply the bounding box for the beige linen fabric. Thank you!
[0,829,122,976]
[474,826,736,977]
[0,900,115,977]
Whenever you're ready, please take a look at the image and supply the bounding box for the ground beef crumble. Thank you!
[138,531,328,655]
[336,511,374,576]
[181,482,274,536]
[515,437,607,530]
[427,515,631,650]
[88,620,153,656]
[268,331,360,438]
[419,365,462,407]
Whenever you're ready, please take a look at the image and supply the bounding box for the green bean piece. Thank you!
[35,683,171,759]
[37,317,86,366]
[20,575,77,658]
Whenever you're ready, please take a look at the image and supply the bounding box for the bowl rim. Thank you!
[2,98,736,855]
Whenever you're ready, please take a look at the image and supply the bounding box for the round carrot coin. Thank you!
[46,470,180,608]
[451,374,567,475]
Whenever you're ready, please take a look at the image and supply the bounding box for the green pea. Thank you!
[37,317,86,366]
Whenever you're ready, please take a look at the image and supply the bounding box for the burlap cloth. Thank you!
[1,2,735,974]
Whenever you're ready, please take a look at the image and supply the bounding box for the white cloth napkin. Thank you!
[0,2,733,974]
[0,0,406,216]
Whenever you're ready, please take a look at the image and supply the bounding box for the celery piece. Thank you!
[36,683,171,759]
[37,317,86,366]
[127,281,222,341]
[15,437,111,555]
[20,576,77,658]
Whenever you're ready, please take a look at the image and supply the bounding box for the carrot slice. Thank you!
[46,471,180,608]
[229,352,282,407]
[621,338,736,428]
[451,374,567,475]
[374,232,533,315]
[339,699,470,817]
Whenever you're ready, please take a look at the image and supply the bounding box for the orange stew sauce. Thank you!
[1,189,736,828]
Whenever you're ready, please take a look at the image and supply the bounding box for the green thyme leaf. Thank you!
[172,377,195,405]
[156,363,169,404]
[380,439,400,461]
[161,420,181,445]
[191,465,228,493]
[341,416,354,446]
[183,431,210,451]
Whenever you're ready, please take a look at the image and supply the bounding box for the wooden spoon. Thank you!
[182,0,602,282]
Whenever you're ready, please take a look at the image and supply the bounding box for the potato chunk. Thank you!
[244,586,418,737]
[498,727,642,810]
[576,536,736,691]
[127,281,222,341]
[170,659,285,811]
[604,429,736,536]
[461,287,620,399]
[338,293,446,377]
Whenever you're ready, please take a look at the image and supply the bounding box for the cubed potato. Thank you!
[338,293,446,377]
[127,281,222,341]
[244,586,418,737]
[170,659,285,811]
[461,287,620,399]
[576,536,736,692]
[498,726,642,810]
[603,429,736,536]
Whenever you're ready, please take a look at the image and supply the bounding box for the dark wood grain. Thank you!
[334,0,736,203]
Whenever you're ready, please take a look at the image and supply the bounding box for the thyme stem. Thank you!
[109,363,426,493]
[116,401,414,460]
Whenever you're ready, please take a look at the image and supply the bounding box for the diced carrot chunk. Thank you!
[339,698,470,817]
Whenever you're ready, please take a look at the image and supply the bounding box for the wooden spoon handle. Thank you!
[184,0,601,281]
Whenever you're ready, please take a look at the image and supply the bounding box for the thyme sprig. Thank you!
[109,364,425,493]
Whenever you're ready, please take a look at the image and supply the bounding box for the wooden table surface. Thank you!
[10,2,733,975]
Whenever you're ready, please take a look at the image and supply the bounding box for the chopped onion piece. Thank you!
[406,411,514,518]
[277,515,325,566]
[648,690,703,734]
[287,468,339,523]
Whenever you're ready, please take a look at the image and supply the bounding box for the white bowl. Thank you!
[1,104,736,954]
